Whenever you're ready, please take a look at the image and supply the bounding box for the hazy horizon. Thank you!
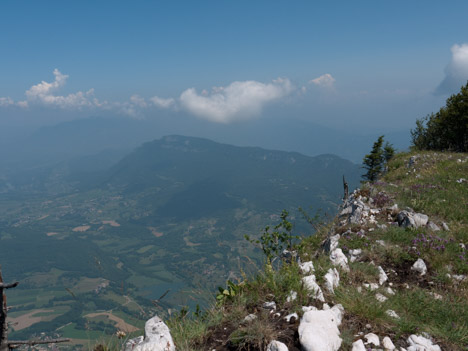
[1,1,468,156]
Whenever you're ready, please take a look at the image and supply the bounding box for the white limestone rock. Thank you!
[330,248,349,271]
[363,283,379,291]
[407,334,441,351]
[383,336,395,350]
[330,234,341,252]
[302,306,318,312]
[365,332,380,346]
[375,293,388,302]
[427,221,440,231]
[243,314,257,323]
[266,340,289,351]
[411,258,427,276]
[386,310,400,319]
[378,266,389,285]
[302,275,325,302]
[300,261,315,274]
[286,290,297,302]
[349,248,362,262]
[298,304,344,351]
[284,312,298,323]
[397,211,429,228]
[263,301,277,310]
[324,268,340,294]
[124,315,175,351]
[351,339,366,351]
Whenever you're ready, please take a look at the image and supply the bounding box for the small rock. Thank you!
[452,274,466,282]
[411,258,427,276]
[243,314,257,323]
[378,266,389,285]
[300,261,315,274]
[330,248,349,271]
[284,312,298,323]
[324,268,340,294]
[442,222,450,231]
[262,301,277,310]
[349,249,362,262]
[286,290,297,302]
[365,332,380,346]
[429,292,443,300]
[376,240,386,246]
[386,310,400,319]
[351,339,366,351]
[375,293,388,302]
[407,334,441,351]
[302,275,325,302]
[427,221,440,231]
[382,336,395,350]
[385,287,395,295]
[363,283,379,291]
[267,340,289,351]
[330,234,341,252]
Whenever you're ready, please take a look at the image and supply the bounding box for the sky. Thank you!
[1,1,468,135]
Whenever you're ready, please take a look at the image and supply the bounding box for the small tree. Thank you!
[362,135,384,182]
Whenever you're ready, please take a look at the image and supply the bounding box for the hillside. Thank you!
[131,150,468,351]
[0,136,361,344]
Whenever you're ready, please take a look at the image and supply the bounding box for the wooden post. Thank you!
[343,175,349,201]
[0,266,18,351]
[0,266,68,351]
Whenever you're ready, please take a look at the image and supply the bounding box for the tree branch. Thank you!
[8,338,70,348]
[0,282,18,290]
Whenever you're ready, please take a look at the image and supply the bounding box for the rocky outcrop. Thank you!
[124,316,175,351]
[298,304,344,351]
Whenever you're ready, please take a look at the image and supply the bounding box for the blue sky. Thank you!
[1,1,468,133]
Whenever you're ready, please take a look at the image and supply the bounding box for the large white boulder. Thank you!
[266,340,289,351]
[124,315,175,351]
[298,304,344,351]
[397,211,428,228]
[407,334,441,351]
[302,275,325,302]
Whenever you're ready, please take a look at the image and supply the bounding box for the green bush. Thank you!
[411,81,468,152]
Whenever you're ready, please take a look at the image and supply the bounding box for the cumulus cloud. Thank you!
[0,71,295,122]
[310,73,336,88]
[23,69,102,109]
[179,78,293,123]
[435,43,468,95]
[0,97,14,107]
[150,96,175,108]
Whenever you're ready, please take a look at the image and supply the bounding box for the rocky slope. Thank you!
[118,151,468,351]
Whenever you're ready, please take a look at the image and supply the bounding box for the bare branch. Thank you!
[8,338,70,348]
[0,283,18,290]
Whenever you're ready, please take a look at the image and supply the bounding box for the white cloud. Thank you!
[150,96,175,108]
[435,43,468,95]
[0,97,14,107]
[310,73,336,88]
[179,78,293,123]
[23,69,102,109]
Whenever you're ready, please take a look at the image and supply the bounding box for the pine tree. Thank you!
[362,135,385,182]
